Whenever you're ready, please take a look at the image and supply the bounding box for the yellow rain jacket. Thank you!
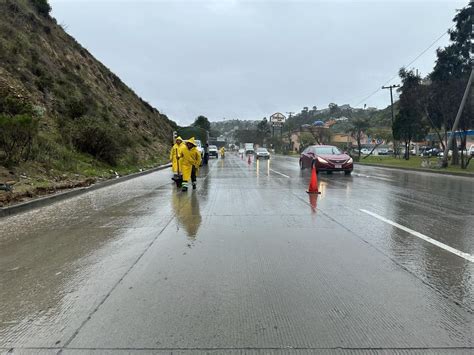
[181,137,202,181]
[170,137,184,174]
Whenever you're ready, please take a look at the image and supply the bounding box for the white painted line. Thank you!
[359,209,474,263]
[269,169,290,178]
[354,173,393,182]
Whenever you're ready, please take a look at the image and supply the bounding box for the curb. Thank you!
[355,162,474,178]
[0,163,171,218]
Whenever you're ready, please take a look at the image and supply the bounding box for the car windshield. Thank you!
[314,146,342,155]
[209,145,217,149]
[257,148,268,153]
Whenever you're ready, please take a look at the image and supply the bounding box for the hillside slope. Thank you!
[0,0,176,205]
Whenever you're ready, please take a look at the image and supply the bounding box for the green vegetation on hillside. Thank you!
[0,0,177,204]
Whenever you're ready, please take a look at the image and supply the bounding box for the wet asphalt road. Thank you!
[0,154,473,354]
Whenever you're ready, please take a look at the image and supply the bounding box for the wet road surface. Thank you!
[0,154,473,354]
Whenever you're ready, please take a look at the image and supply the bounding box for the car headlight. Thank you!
[317,157,328,164]
[347,158,353,164]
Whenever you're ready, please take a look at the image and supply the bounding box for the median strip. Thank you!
[360,209,474,263]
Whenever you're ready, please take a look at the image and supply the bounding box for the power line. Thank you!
[353,25,455,108]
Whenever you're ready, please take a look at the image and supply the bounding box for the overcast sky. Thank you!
[50,0,467,125]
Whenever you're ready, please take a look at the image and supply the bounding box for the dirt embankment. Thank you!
[0,165,100,207]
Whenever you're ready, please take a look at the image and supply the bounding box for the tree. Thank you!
[328,103,340,116]
[300,107,310,121]
[362,128,392,159]
[347,118,370,161]
[307,126,331,145]
[392,69,428,160]
[298,132,315,151]
[235,129,259,146]
[428,2,473,168]
[267,136,284,153]
[192,115,211,131]
[283,119,298,152]
[256,118,271,145]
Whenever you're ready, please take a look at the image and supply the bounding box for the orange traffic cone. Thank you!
[247,155,251,165]
[307,164,321,194]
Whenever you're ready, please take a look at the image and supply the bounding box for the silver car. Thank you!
[255,147,270,159]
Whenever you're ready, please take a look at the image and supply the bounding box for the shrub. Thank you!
[0,114,39,165]
[35,74,54,92]
[65,97,89,119]
[0,94,33,116]
[30,0,52,16]
[71,116,128,165]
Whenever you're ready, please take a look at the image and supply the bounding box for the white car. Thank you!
[437,150,453,158]
[208,145,218,158]
[238,148,245,154]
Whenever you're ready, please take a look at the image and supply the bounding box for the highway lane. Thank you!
[266,155,474,312]
[0,154,472,354]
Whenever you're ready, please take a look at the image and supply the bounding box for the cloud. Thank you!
[50,0,466,125]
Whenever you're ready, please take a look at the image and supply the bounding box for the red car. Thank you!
[300,145,353,175]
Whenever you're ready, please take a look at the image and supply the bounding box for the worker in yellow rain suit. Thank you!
[181,137,202,191]
[220,146,225,158]
[170,136,184,186]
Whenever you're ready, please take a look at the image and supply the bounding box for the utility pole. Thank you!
[441,68,473,167]
[382,84,400,125]
[382,84,401,158]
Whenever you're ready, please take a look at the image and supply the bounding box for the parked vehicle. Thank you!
[415,146,425,155]
[421,148,441,157]
[300,145,353,175]
[437,150,453,158]
[208,145,218,158]
[377,148,389,155]
[255,147,270,159]
[469,145,474,157]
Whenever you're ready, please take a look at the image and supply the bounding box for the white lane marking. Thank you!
[360,209,474,263]
[269,169,290,178]
[354,173,394,182]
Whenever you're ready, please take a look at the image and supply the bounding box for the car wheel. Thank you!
[345,170,352,175]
